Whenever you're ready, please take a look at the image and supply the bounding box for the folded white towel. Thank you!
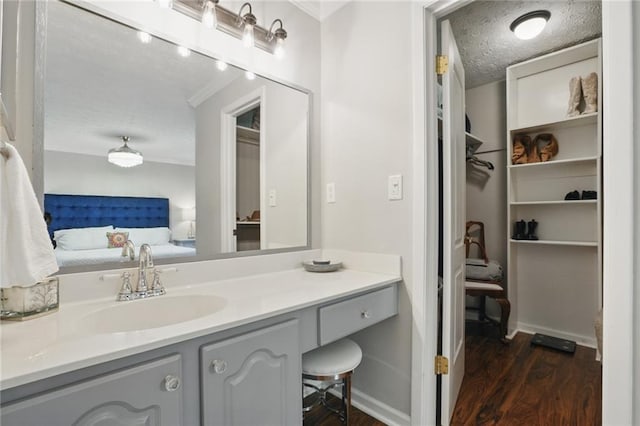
[0,142,58,287]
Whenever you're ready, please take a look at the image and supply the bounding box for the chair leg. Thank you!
[342,373,352,425]
[495,298,511,343]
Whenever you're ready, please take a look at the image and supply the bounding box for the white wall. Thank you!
[321,1,413,416]
[195,77,308,256]
[44,151,195,239]
[465,81,507,318]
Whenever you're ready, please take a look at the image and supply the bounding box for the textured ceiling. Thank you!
[46,2,243,166]
[443,1,601,89]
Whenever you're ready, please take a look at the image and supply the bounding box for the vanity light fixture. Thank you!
[177,45,191,57]
[171,0,288,56]
[216,60,228,71]
[238,3,257,48]
[510,10,551,40]
[245,71,256,80]
[108,137,143,168]
[202,0,218,29]
[267,19,287,59]
[137,31,152,44]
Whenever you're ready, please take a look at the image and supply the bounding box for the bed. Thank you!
[44,194,196,267]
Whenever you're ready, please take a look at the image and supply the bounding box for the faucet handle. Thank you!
[116,272,134,301]
[151,269,166,295]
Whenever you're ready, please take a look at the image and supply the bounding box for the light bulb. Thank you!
[274,37,285,59]
[177,46,191,57]
[513,17,547,40]
[157,0,173,8]
[202,1,217,29]
[216,60,228,71]
[245,71,256,80]
[137,31,152,44]
[243,24,255,48]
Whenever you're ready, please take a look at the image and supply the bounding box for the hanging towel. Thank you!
[0,142,58,287]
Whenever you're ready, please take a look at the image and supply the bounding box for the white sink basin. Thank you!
[79,295,227,334]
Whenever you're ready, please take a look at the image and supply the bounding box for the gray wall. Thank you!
[321,1,413,415]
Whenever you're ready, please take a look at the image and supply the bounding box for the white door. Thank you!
[440,19,466,424]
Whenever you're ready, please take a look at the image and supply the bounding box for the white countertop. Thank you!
[0,262,400,391]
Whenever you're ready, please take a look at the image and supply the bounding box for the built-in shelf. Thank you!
[237,221,260,225]
[465,132,484,156]
[508,156,598,169]
[509,239,598,247]
[510,112,598,135]
[510,200,598,206]
[237,126,260,145]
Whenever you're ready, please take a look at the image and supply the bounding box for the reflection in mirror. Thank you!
[42,1,309,271]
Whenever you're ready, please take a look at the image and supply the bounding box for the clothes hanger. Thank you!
[467,155,494,170]
[0,140,10,159]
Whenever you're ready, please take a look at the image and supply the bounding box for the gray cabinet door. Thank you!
[1,355,183,426]
[201,319,301,426]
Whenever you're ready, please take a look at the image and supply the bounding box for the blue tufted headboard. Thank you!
[44,194,170,239]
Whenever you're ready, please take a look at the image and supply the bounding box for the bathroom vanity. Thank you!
[0,254,400,425]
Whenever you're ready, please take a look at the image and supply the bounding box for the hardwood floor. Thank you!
[451,332,602,425]
[303,394,386,426]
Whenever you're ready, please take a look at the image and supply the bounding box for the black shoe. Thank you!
[565,190,580,200]
[512,220,527,240]
[526,219,539,240]
[582,190,597,200]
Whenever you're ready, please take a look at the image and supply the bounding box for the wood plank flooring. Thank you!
[451,332,602,425]
[303,394,385,426]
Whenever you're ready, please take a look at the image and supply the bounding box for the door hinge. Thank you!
[435,355,449,375]
[436,55,449,75]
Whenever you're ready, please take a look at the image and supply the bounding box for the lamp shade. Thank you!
[182,207,196,222]
[108,137,143,168]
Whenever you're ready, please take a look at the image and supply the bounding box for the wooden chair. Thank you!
[465,221,510,343]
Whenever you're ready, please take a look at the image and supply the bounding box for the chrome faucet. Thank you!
[137,244,154,292]
[116,243,165,301]
[121,240,135,261]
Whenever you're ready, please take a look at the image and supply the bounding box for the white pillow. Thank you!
[115,227,171,246]
[54,226,114,250]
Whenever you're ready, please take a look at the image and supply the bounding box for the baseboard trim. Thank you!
[514,322,597,348]
[327,387,411,426]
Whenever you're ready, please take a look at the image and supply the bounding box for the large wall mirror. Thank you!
[40,1,309,272]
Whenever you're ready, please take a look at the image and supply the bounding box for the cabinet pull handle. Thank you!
[361,310,371,319]
[211,359,228,374]
[164,375,181,392]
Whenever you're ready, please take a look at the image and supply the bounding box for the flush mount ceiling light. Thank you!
[510,10,551,40]
[171,0,288,57]
[137,31,152,44]
[108,136,143,168]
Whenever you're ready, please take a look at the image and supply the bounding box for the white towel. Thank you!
[0,142,58,287]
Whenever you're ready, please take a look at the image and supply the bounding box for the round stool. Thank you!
[302,338,362,424]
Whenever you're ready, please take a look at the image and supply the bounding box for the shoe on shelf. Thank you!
[536,133,559,162]
[512,220,527,240]
[512,134,530,165]
[565,190,580,200]
[567,76,583,117]
[581,72,598,114]
[526,219,539,240]
[582,190,597,200]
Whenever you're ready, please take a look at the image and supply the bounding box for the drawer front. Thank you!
[318,285,398,345]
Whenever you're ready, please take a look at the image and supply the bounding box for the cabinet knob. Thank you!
[361,310,371,319]
[211,359,228,374]
[164,375,181,392]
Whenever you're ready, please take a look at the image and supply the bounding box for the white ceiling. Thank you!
[45,2,243,166]
[442,1,601,89]
[288,0,351,21]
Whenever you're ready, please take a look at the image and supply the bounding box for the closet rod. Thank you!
[474,148,506,155]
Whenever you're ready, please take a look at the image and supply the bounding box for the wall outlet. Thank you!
[388,175,403,200]
[326,183,336,203]
[268,189,277,207]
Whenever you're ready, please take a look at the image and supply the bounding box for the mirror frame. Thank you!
[33,0,312,274]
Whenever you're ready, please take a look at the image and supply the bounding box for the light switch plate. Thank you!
[268,189,277,207]
[388,175,403,200]
[326,183,336,203]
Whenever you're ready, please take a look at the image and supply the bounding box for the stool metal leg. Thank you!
[342,372,352,425]
[303,371,354,425]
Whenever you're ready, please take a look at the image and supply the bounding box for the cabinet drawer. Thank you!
[318,285,398,345]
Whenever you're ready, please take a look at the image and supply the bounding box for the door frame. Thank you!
[410,1,637,425]
[220,86,267,252]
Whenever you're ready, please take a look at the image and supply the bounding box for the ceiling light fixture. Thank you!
[137,31,152,44]
[108,137,143,168]
[510,10,551,40]
[267,19,287,59]
[216,60,228,71]
[245,71,256,80]
[201,0,218,29]
[171,0,288,56]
